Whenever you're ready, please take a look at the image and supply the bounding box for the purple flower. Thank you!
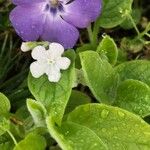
[10,0,101,48]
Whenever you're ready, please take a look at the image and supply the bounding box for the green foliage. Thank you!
[98,0,133,28]
[27,99,47,127]
[46,116,107,150]
[65,90,91,114]
[115,60,150,86]
[97,35,118,65]
[115,79,150,117]
[121,37,144,53]
[120,8,141,29]
[80,51,119,104]
[1,0,150,149]
[68,104,150,150]
[14,133,46,150]
[0,93,10,115]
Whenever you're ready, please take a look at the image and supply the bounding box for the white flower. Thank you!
[30,43,71,82]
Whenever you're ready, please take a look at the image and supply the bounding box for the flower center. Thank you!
[47,58,55,65]
[50,0,59,7]
[45,0,64,15]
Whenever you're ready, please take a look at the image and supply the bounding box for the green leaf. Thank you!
[0,92,10,115]
[121,37,144,53]
[75,44,94,69]
[115,79,150,117]
[65,90,91,114]
[27,99,47,127]
[115,60,150,86]
[98,0,133,28]
[0,117,10,136]
[76,44,95,53]
[28,50,75,125]
[120,8,141,29]
[97,35,118,65]
[46,117,107,150]
[14,133,46,150]
[0,141,13,150]
[80,51,119,104]
[116,48,127,64]
[68,104,150,150]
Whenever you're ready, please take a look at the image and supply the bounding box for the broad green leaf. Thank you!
[98,0,133,28]
[14,133,46,150]
[115,79,150,117]
[115,60,150,86]
[80,51,119,104]
[68,104,150,150]
[27,99,47,127]
[46,117,107,150]
[65,90,91,114]
[0,92,10,115]
[97,35,118,65]
[28,50,75,125]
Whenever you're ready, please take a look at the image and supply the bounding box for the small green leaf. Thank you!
[97,35,118,65]
[98,0,133,28]
[80,51,119,104]
[27,99,47,127]
[115,60,150,86]
[121,37,144,53]
[14,133,46,150]
[68,104,150,150]
[0,93,10,115]
[65,90,91,114]
[46,117,107,150]
[28,50,75,125]
[115,79,150,117]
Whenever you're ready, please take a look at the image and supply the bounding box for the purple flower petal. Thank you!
[12,0,44,5]
[62,0,101,28]
[41,15,79,49]
[10,4,45,41]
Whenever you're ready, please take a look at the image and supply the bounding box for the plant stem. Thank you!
[87,24,94,45]
[6,130,18,146]
[93,20,100,46]
[128,14,140,35]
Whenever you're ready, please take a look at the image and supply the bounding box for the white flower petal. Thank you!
[45,65,61,82]
[30,61,46,78]
[56,57,71,70]
[47,43,64,58]
[21,42,30,52]
[48,71,61,82]
[31,46,47,61]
